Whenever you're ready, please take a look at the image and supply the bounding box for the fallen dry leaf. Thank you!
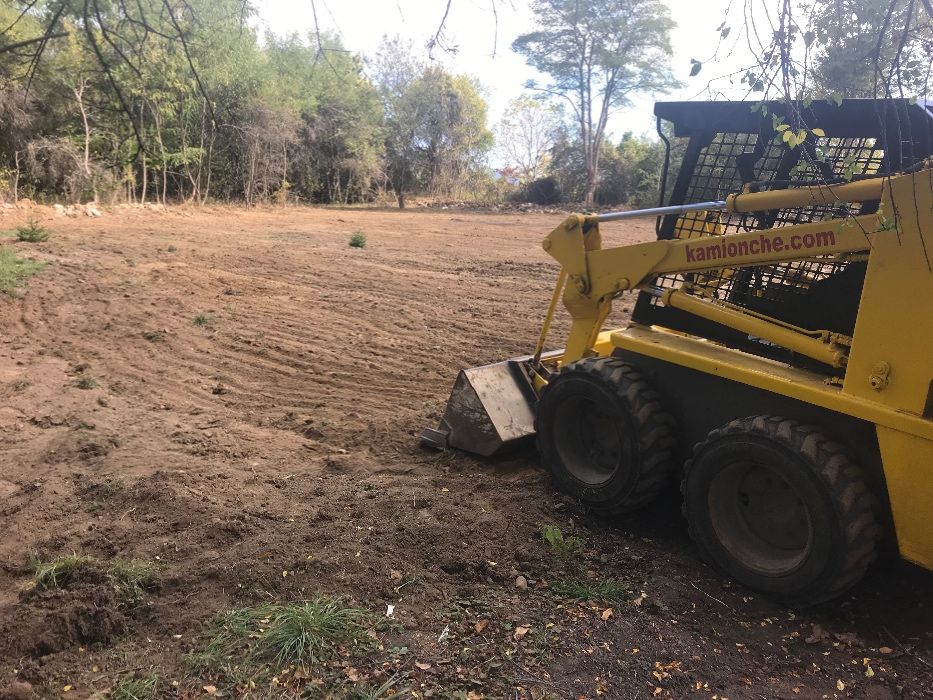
[601,608,614,621]
[632,594,646,607]
[879,646,894,655]
[474,619,489,633]
[346,667,360,682]
[514,625,531,641]
[836,680,846,691]
[203,685,217,695]
[62,686,73,693]
[415,662,432,671]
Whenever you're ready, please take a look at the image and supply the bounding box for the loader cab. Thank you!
[640,98,933,369]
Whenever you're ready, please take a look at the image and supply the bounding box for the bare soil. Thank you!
[0,205,931,700]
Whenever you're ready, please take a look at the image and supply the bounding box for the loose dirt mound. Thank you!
[0,206,930,699]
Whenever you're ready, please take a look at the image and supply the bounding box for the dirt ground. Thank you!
[0,205,931,700]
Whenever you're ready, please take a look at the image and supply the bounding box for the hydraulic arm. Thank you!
[539,176,888,368]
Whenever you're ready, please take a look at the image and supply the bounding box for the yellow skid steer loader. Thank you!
[423,99,933,604]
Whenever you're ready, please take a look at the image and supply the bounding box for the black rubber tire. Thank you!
[535,357,677,515]
[682,415,880,605]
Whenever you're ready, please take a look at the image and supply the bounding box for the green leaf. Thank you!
[802,97,813,108]
[775,123,790,132]
[803,31,815,47]
[811,127,825,137]
[689,59,702,77]
[720,27,731,39]
[752,80,765,92]
[782,130,794,143]
[908,96,918,105]
[829,93,843,107]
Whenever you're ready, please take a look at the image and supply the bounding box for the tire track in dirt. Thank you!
[7,207,927,699]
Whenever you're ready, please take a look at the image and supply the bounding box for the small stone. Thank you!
[515,575,528,590]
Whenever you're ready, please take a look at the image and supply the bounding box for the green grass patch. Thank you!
[541,525,585,558]
[15,220,49,242]
[193,312,213,327]
[550,578,630,603]
[348,230,366,248]
[189,597,375,683]
[0,247,44,295]
[27,553,159,605]
[28,553,96,589]
[108,673,160,700]
[325,673,410,699]
[108,558,160,605]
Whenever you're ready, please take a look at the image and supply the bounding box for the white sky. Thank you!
[254,0,753,143]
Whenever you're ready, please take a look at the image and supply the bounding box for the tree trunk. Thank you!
[141,153,148,204]
[583,163,598,207]
[202,128,214,205]
[73,78,97,202]
[392,159,407,208]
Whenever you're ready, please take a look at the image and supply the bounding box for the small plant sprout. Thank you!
[541,525,586,558]
[193,313,213,327]
[349,230,367,248]
[15,220,50,243]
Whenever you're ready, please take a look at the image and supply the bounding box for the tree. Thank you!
[371,37,492,207]
[513,0,679,206]
[370,37,423,208]
[809,0,933,98]
[495,95,562,184]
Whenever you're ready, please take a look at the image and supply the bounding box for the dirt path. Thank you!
[0,205,930,699]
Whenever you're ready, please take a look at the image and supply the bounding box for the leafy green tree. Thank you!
[495,95,562,185]
[371,37,424,208]
[513,0,679,206]
[270,32,384,204]
[809,0,933,98]
[371,37,492,207]
[547,128,683,208]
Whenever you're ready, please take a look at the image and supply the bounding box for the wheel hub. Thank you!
[708,462,812,576]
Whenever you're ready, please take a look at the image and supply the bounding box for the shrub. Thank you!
[15,220,49,242]
[517,177,561,205]
[349,230,367,248]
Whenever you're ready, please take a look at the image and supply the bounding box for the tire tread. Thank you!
[681,415,879,605]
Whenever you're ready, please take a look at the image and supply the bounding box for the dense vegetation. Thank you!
[0,2,495,207]
[0,0,928,209]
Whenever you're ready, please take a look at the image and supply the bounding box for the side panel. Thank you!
[876,427,933,570]
[843,171,933,415]
[613,348,884,477]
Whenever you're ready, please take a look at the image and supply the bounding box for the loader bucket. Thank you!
[421,358,540,457]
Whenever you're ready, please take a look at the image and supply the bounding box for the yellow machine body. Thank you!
[535,168,933,571]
